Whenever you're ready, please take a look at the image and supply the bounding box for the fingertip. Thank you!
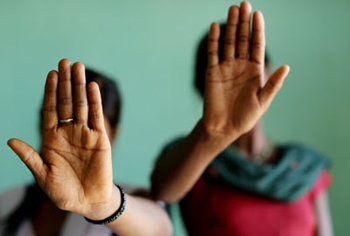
[7,138,15,147]
[46,70,58,87]
[241,1,252,12]
[87,82,101,97]
[229,5,239,14]
[7,138,21,150]
[284,65,290,72]
[47,70,58,78]
[254,11,263,20]
[72,62,86,83]
[209,22,220,37]
[210,22,219,30]
[253,11,265,30]
[280,65,291,76]
[59,58,71,68]
[72,62,85,71]
[88,81,99,90]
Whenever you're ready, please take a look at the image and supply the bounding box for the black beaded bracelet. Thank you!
[84,184,126,225]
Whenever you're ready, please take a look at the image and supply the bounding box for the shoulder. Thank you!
[0,185,26,220]
[309,170,332,201]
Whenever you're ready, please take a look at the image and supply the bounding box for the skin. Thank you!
[151,1,289,202]
[151,2,333,235]
[7,60,172,236]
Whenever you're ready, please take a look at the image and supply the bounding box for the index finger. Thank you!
[207,22,220,67]
[88,82,105,132]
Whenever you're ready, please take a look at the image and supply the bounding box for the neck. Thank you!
[232,123,268,160]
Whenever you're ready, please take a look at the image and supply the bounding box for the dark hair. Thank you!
[2,68,122,235]
[85,68,122,130]
[194,24,271,97]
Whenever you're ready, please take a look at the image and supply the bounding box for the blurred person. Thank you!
[151,1,332,236]
[0,60,172,236]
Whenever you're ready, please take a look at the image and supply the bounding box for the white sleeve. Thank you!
[0,185,26,220]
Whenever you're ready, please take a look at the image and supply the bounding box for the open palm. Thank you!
[203,2,289,142]
[8,60,118,220]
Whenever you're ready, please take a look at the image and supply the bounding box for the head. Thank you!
[194,24,271,97]
[39,68,122,144]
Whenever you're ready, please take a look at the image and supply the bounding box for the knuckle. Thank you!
[251,42,265,49]
[75,100,87,108]
[23,149,36,163]
[264,80,277,94]
[224,38,236,45]
[59,97,72,105]
[91,109,101,120]
[208,51,218,56]
[237,54,247,59]
[227,22,238,28]
[59,76,71,82]
[75,82,86,88]
[238,34,249,43]
[208,37,218,43]
[223,56,234,62]
[251,58,263,65]
[45,86,56,93]
[43,106,56,112]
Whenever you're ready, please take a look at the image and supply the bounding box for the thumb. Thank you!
[8,138,47,183]
[258,65,290,110]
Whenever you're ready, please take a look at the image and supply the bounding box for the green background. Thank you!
[0,0,349,235]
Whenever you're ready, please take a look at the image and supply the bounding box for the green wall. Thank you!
[0,0,349,235]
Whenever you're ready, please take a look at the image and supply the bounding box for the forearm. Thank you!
[315,191,333,236]
[151,120,235,202]
[105,194,172,236]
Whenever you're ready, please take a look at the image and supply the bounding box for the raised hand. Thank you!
[8,59,119,220]
[202,1,290,143]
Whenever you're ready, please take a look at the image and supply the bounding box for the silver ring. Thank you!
[59,118,74,124]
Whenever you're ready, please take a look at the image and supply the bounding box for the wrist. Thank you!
[83,184,122,221]
[181,120,238,164]
[194,119,240,149]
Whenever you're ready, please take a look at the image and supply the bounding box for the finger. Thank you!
[8,138,48,184]
[43,70,58,130]
[72,62,88,125]
[250,11,265,65]
[223,5,239,61]
[87,82,105,132]
[58,58,74,121]
[258,65,290,110]
[207,22,220,67]
[236,1,252,59]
